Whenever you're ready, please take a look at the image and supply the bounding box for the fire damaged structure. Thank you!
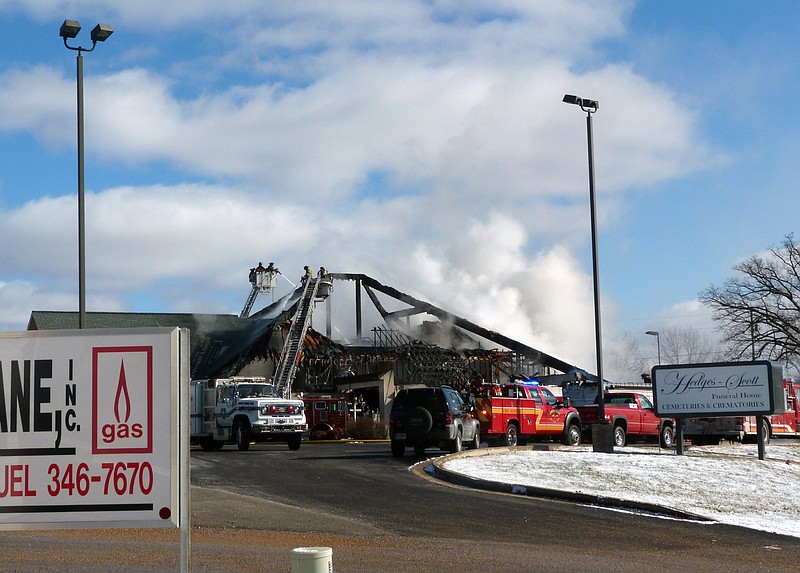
[27,271,582,424]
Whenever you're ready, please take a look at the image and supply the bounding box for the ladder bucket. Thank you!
[316,279,332,299]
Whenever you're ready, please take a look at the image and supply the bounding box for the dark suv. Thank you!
[389,385,481,457]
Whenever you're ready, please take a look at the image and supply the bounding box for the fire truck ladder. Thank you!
[240,285,259,318]
[273,277,320,398]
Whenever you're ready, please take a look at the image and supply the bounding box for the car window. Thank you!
[443,389,463,412]
[639,395,654,410]
[540,387,558,407]
[394,390,442,412]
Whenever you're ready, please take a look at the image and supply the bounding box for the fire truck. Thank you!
[303,394,351,439]
[683,379,800,445]
[472,381,583,446]
[190,377,307,451]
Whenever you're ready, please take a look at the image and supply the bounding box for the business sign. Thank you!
[652,360,783,418]
[0,328,188,530]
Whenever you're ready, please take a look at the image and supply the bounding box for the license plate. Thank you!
[395,433,406,440]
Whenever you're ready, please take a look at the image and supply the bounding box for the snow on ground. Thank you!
[443,443,800,538]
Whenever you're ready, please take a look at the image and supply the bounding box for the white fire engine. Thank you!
[190,377,307,451]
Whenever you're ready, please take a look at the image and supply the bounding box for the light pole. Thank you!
[645,330,661,365]
[59,20,113,329]
[563,94,611,452]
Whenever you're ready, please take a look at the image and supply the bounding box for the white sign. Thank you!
[651,360,783,418]
[0,328,188,530]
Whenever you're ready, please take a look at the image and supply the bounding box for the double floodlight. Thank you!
[563,94,599,113]
[60,19,113,51]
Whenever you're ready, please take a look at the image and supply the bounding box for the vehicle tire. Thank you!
[287,434,302,451]
[199,437,224,451]
[235,422,251,451]
[404,406,433,438]
[449,429,463,453]
[503,423,519,447]
[563,423,582,446]
[413,443,427,457]
[660,425,675,448]
[391,440,405,458]
[762,419,771,444]
[467,427,480,450]
[613,425,626,447]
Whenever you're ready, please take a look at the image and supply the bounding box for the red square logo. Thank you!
[92,346,154,454]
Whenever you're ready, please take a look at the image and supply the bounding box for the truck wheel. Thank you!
[288,434,302,450]
[613,425,626,447]
[503,423,519,447]
[235,422,251,451]
[200,438,224,451]
[761,419,771,444]
[563,423,582,447]
[391,440,406,458]
[449,429,463,453]
[660,425,675,448]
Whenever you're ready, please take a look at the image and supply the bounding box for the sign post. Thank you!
[0,328,188,539]
[652,360,783,458]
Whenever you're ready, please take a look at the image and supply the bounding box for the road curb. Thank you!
[426,445,713,522]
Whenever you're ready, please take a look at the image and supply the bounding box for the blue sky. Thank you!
[1,1,798,381]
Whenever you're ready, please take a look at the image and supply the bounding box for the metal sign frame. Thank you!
[651,360,783,418]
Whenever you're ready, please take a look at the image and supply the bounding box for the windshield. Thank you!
[236,383,278,398]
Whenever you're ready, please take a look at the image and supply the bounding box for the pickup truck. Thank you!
[472,382,582,447]
[577,392,675,448]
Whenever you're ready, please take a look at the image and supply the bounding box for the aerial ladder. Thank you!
[273,277,321,398]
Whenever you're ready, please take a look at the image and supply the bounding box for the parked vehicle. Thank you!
[389,385,480,457]
[684,379,800,445]
[576,391,675,448]
[472,381,582,447]
[190,377,306,451]
[303,393,351,439]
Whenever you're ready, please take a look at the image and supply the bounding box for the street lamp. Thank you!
[645,330,661,365]
[60,20,113,329]
[563,93,610,452]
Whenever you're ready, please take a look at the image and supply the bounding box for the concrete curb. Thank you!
[426,445,713,522]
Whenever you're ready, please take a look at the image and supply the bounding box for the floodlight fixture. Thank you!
[562,94,599,113]
[91,24,114,43]
[59,20,81,39]
[60,19,113,53]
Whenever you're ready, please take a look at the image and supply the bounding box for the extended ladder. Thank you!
[273,277,320,398]
[240,285,259,318]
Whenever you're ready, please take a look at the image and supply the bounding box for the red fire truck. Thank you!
[472,382,582,447]
[303,394,351,440]
[684,379,800,445]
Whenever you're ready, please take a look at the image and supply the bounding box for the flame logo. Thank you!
[114,360,131,424]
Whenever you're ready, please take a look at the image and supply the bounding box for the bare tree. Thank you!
[658,325,723,364]
[607,333,649,382]
[700,234,800,372]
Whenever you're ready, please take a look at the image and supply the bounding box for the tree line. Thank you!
[609,234,800,382]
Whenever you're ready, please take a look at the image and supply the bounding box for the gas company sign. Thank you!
[0,328,188,530]
[651,360,784,418]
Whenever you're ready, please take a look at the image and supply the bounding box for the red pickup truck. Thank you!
[577,392,675,448]
[472,382,583,447]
